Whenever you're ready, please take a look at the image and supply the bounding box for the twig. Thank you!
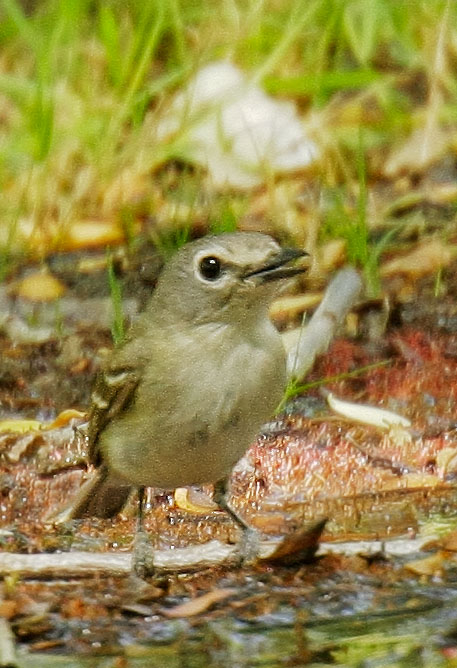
[0,522,325,578]
[0,542,236,578]
[0,530,433,579]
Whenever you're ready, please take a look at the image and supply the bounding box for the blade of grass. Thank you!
[434,266,443,298]
[343,0,379,66]
[264,69,381,97]
[355,128,370,273]
[106,250,125,347]
[209,198,240,235]
[32,83,54,161]
[167,0,186,67]
[151,226,192,261]
[277,359,391,413]
[253,0,320,83]
[123,5,165,111]
[1,0,36,46]
[104,1,166,154]
[98,4,122,88]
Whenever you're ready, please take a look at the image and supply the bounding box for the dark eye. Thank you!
[199,256,222,281]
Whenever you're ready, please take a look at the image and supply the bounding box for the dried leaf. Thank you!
[174,487,217,513]
[380,239,455,278]
[61,221,125,250]
[383,125,451,177]
[249,512,289,534]
[426,182,457,205]
[405,551,446,576]
[327,392,411,429]
[6,432,42,463]
[0,411,85,435]
[45,410,87,430]
[442,530,457,552]
[0,420,42,434]
[13,272,66,302]
[260,519,326,566]
[121,603,153,616]
[436,447,457,477]
[270,292,322,319]
[0,601,17,620]
[162,588,237,618]
[319,239,347,272]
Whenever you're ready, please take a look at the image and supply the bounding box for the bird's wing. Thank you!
[88,364,140,465]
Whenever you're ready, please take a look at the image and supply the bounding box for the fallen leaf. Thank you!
[248,511,289,534]
[425,182,457,206]
[442,530,457,552]
[405,551,446,576]
[260,519,327,566]
[383,124,451,177]
[174,487,217,513]
[0,420,42,434]
[319,239,347,272]
[7,432,42,463]
[121,603,153,616]
[12,271,66,302]
[0,411,86,435]
[436,447,457,478]
[61,221,125,250]
[0,601,17,619]
[45,410,87,430]
[270,292,322,319]
[28,640,64,652]
[380,239,455,278]
[162,588,237,618]
[327,392,411,429]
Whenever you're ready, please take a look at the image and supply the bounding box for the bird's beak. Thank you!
[244,248,309,283]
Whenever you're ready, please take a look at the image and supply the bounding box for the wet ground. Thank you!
[1,246,457,666]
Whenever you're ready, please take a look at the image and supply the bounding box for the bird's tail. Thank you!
[70,466,133,519]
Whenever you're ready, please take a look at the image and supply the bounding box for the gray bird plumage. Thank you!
[71,232,307,525]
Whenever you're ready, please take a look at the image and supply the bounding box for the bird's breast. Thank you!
[102,321,286,488]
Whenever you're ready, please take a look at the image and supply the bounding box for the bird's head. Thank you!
[153,232,309,327]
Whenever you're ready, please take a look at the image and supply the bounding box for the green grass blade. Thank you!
[1,0,36,46]
[264,69,381,97]
[106,250,125,347]
[98,4,122,87]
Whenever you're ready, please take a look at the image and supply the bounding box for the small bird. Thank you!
[71,232,308,566]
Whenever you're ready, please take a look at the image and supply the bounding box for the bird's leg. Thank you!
[213,477,259,565]
[138,485,145,532]
[132,486,155,578]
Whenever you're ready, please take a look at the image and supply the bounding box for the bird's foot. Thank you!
[132,530,155,579]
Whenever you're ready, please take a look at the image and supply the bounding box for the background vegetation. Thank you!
[0,0,456,292]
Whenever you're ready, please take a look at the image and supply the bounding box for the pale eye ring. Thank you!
[199,256,222,281]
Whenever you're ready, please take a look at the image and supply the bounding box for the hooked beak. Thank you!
[244,248,309,283]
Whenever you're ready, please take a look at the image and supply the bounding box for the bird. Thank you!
[70,232,308,569]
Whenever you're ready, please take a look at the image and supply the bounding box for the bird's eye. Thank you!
[199,256,222,281]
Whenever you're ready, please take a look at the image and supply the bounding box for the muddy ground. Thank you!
[1,244,457,666]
